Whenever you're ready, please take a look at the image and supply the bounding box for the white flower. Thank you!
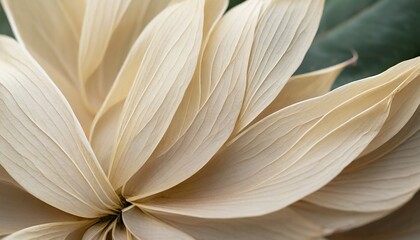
[0,0,419,239]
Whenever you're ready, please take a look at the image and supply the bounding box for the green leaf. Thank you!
[0,5,13,37]
[297,0,420,88]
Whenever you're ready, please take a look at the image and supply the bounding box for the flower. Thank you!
[0,0,419,239]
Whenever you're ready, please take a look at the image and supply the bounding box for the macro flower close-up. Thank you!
[0,0,419,239]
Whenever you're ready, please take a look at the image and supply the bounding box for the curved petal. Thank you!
[330,191,420,240]
[82,222,113,240]
[0,37,120,218]
[107,0,205,189]
[1,0,93,132]
[89,0,224,178]
[235,0,324,133]
[154,208,325,240]
[123,0,261,200]
[255,55,357,123]
[123,206,193,240]
[80,0,173,111]
[148,0,229,157]
[305,123,420,212]
[0,180,79,236]
[291,202,390,235]
[3,221,90,240]
[347,107,420,171]
[137,57,419,219]
[112,224,132,240]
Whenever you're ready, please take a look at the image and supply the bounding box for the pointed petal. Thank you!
[305,124,420,212]
[123,207,193,240]
[3,221,90,240]
[154,208,325,240]
[148,0,229,156]
[78,0,131,87]
[123,0,261,200]
[89,0,223,177]
[330,191,420,240]
[0,37,120,218]
[137,58,419,219]
[1,0,93,132]
[255,55,357,123]
[0,180,79,236]
[235,0,324,133]
[107,0,205,188]
[81,0,173,111]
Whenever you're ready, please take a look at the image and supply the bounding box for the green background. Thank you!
[1,0,419,88]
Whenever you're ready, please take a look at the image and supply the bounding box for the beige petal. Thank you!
[150,0,229,156]
[235,0,324,133]
[112,224,132,240]
[255,55,357,123]
[137,58,419,219]
[0,180,79,236]
[78,0,130,88]
[305,125,420,212]
[3,221,90,240]
[123,0,261,200]
[154,208,325,240]
[89,5,175,174]
[107,0,204,189]
[82,222,112,240]
[123,206,193,240]
[0,37,120,218]
[291,202,390,235]
[347,107,420,172]
[89,0,223,177]
[82,0,172,111]
[330,191,420,240]
[2,0,93,132]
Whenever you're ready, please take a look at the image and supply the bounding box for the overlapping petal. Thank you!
[235,0,324,133]
[4,221,90,240]
[107,0,205,189]
[123,0,261,200]
[136,57,419,219]
[0,36,120,218]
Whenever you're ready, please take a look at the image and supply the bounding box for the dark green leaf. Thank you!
[297,0,420,88]
[0,5,13,37]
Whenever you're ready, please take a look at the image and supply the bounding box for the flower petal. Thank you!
[3,221,90,240]
[89,0,223,178]
[80,0,173,111]
[147,0,229,157]
[154,208,325,240]
[235,0,324,133]
[348,107,420,171]
[107,0,205,189]
[0,37,120,218]
[291,202,390,235]
[1,0,93,132]
[82,222,112,240]
[255,55,357,123]
[305,119,420,212]
[330,191,420,240]
[0,180,79,236]
[112,224,132,240]
[137,57,419,219]
[123,0,261,200]
[123,206,193,240]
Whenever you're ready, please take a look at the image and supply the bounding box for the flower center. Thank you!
[98,198,132,224]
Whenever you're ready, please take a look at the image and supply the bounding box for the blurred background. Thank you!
[0,0,419,88]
